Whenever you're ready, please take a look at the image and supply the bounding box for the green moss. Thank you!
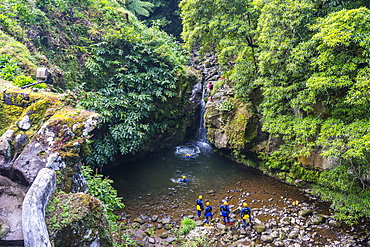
[45,192,113,246]
[0,104,23,135]
[56,167,75,193]
[225,101,253,150]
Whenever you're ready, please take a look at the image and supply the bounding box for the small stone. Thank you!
[164,223,172,230]
[279,231,286,240]
[328,219,341,227]
[261,234,273,243]
[196,220,204,226]
[299,209,314,217]
[253,224,266,233]
[162,217,172,224]
[148,237,155,244]
[151,215,158,222]
[288,230,299,239]
[160,231,168,239]
[216,223,226,230]
[132,222,141,229]
[0,220,10,238]
[274,240,285,246]
[310,214,325,225]
[18,115,31,130]
[134,217,145,224]
[166,236,176,244]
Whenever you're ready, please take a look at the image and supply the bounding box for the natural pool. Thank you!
[102,139,370,246]
[106,140,308,218]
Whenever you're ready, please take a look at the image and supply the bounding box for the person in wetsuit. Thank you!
[204,201,213,225]
[180,176,189,182]
[196,195,204,218]
[220,201,232,225]
[240,202,252,229]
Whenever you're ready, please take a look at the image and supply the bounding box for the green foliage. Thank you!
[180,0,370,223]
[141,0,183,37]
[81,165,124,215]
[216,99,235,112]
[313,164,370,224]
[0,0,193,166]
[80,165,135,246]
[0,54,20,80]
[178,218,196,235]
[126,0,154,17]
[76,24,191,167]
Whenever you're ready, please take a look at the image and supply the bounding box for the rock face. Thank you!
[196,53,334,174]
[0,88,102,188]
[205,84,258,151]
[0,175,26,241]
[0,88,103,244]
[193,53,264,158]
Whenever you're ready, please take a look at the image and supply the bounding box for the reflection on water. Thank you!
[105,140,306,218]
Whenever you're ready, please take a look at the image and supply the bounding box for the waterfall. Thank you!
[194,84,211,151]
[195,88,207,142]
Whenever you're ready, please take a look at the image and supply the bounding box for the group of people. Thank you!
[195,195,252,228]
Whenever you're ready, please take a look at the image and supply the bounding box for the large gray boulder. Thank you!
[0,175,26,241]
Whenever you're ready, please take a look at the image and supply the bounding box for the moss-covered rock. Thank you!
[0,88,102,189]
[204,83,258,151]
[45,192,113,247]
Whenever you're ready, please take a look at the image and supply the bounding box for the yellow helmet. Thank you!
[206,202,210,206]
[182,176,186,179]
[243,202,248,207]
[199,195,203,199]
[223,201,228,205]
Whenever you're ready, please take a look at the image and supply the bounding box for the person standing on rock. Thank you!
[196,195,204,218]
[204,201,213,225]
[220,201,232,225]
[240,202,252,229]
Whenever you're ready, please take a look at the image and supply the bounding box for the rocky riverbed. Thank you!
[117,185,369,246]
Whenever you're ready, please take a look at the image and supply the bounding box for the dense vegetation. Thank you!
[180,0,370,223]
[0,0,196,167]
[2,0,370,226]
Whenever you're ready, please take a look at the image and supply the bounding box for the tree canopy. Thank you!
[180,0,370,223]
[0,0,196,167]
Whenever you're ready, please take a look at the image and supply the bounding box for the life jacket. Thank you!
[241,207,251,219]
[220,205,230,212]
[196,199,204,210]
[205,206,212,213]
